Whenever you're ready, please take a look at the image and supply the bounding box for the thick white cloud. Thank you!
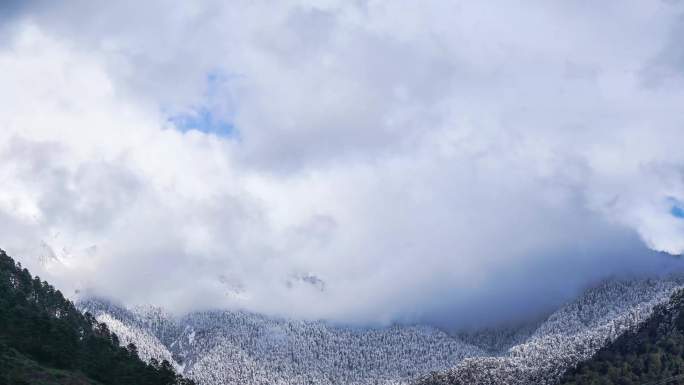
[1,1,684,328]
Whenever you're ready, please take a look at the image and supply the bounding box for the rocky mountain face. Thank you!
[80,276,684,385]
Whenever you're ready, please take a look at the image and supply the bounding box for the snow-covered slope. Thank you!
[79,276,684,385]
[79,300,179,370]
[78,299,485,385]
[417,278,684,385]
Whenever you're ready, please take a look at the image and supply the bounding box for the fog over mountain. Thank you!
[1,1,684,329]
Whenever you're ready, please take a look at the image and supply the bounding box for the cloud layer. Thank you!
[1,1,684,328]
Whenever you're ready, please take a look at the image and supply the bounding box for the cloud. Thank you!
[1,1,684,328]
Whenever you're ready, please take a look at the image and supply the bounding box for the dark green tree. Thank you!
[0,248,196,385]
[559,289,684,385]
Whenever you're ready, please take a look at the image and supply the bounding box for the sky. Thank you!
[1,0,684,329]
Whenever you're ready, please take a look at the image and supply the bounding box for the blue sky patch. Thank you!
[667,197,684,219]
[169,107,235,137]
[168,71,239,137]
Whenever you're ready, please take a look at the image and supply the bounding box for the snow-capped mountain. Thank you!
[79,276,684,385]
[417,278,684,385]
[78,300,485,385]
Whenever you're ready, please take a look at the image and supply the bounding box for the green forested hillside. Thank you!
[559,288,684,385]
[0,249,195,385]
[0,341,103,385]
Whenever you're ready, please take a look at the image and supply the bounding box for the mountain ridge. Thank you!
[416,278,684,385]
[78,298,483,385]
[80,276,684,385]
[557,284,684,384]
